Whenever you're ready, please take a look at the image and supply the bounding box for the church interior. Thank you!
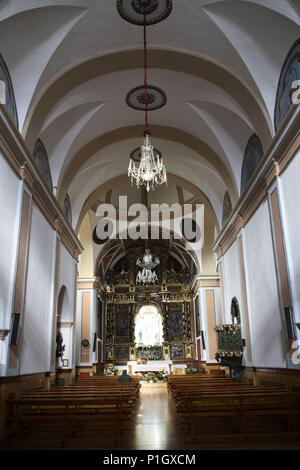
[1,0,300,452]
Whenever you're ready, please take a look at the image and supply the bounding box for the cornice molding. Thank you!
[191,275,220,291]
[77,277,106,297]
[0,106,83,260]
[213,106,300,258]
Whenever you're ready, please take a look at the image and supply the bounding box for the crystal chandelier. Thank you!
[128,5,167,192]
[136,248,160,285]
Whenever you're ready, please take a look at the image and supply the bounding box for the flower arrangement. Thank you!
[143,371,168,382]
[156,371,168,381]
[145,372,158,383]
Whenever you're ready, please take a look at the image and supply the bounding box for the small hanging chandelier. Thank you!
[136,248,160,285]
[128,134,167,192]
[127,4,167,192]
[136,267,158,285]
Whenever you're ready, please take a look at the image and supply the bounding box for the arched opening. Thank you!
[63,193,72,226]
[275,38,300,131]
[0,54,18,128]
[222,191,232,227]
[241,134,264,194]
[135,304,164,348]
[56,286,70,370]
[33,139,53,191]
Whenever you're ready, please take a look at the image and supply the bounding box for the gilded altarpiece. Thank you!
[104,274,194,364]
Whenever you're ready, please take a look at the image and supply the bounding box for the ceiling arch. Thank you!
[23,48,273,148]
[58,125,236,210]
[1,0,299,256]
[75,170,220,233]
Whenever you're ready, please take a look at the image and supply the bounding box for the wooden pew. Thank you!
[3,377,141,449]
[169,375,300,441]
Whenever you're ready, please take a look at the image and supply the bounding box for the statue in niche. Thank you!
[56,331,65,358]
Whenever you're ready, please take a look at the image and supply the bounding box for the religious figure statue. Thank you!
[56,331,65,358]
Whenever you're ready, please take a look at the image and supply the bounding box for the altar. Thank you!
[127,360,172,374]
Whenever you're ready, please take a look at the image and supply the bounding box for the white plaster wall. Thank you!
[58,243,76,312]
[0,153,21,371]
[21,204,56,375]
[222,241,242,323]
[0,154,21,328]
[56,243,77,368]
[214,288,222,326]
[279,151,300,325]
[243,201,286,368]
[57,243,76,321]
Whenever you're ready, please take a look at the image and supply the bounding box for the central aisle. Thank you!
[122,382,183,450]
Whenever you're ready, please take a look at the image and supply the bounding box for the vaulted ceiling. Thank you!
[1,0,299,230]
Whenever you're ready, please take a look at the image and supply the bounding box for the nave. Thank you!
[1,0,300,453]
[2,373,300,451]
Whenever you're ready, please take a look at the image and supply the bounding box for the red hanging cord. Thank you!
[143,7,150,136]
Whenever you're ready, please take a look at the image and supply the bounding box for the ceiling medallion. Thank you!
[132,0,159,15]
[137,91,155,106]
[126,85,167,111]
[117,0,172,26]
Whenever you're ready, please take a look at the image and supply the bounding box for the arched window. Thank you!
[33,139,53,191]
[222,191,232,227]
[135,304,164,347]
[231,297,241,325]
[0,54,18,127]
[241,134,263,193]
[63,193,72,225]
[275,39,300,131]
